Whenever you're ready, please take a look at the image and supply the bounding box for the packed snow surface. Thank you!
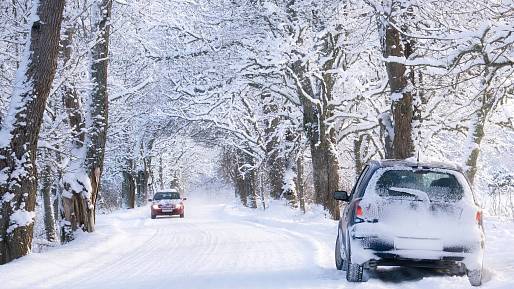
[0,187,513,289]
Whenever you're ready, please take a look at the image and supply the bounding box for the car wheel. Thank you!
[467,268,482,286]
[335,234,347,271]
[346,263,364,282]
[345,238,367,282]
[180,213,184,218]
[151,213,156,219]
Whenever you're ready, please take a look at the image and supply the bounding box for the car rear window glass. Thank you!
[154,192,180,200]
[374,169,464,202]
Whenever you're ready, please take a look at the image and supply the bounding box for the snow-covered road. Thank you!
[1,193,513,289]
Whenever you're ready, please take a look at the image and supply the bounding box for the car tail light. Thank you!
[354,200,364,221]
[476,211,483,225]
[356,205,363,217]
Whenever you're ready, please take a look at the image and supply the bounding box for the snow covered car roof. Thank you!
[371,159,465,173]
[157,189,179,193]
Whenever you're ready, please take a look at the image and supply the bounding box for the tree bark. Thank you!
[465,112,487,185]
[41,165,57,242]
[122,160,136,209]
[354,136,364,178]
[262,93,285,200]
[158,155,164,190]
[290,59,340,219]
[0,0,65,264]
[60,25,91,241]
[245,169,258,209]
[378,112,394,159]
[380,7,416,159]
[235,172,248,207]
[227,150,258,208]
[224,150,248,207]
[136,170,149,206]
[83,0,113,230]
[296,151,306,214]
[136,140,153,206]
[465,84,495,185]
[309,142,340,219]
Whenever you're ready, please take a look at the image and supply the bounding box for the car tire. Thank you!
[346,263,364,282]
[335,234,347,271]
[345,239,366,282]
[467,268,482,286]
[180,213,184,218]
[151,213,156,219]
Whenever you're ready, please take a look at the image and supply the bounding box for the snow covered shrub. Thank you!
[488,171,514,218]
[98,178,122,212]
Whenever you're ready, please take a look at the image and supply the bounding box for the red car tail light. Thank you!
[356,205,363,217]
[354,200,364,220]
[476,211,483,225]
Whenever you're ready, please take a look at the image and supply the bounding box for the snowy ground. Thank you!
[0,187,513,289]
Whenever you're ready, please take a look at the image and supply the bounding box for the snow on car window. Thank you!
[373,168,465,202]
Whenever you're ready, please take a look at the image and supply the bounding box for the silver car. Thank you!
[334,160,485,286]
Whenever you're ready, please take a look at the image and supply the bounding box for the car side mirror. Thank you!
[148,198,153,202]
[182,197,187,201]
[333,191,350,202]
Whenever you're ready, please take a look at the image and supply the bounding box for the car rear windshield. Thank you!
[373,169,464,202]
[154,192,180,200]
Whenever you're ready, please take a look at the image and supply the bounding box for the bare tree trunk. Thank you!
[136,140,153,206]
[158,155,164,190]
[145,155,153,200]
[83,0,113,230]
[60,25,90,241]
[354,136,364,177]
[354,135,372,177]
[282,164,298,208]
[0,0,65,264]
[220,147,259,208]
[41,165,57,242]
[464,78,496,185]
[310,143,340,218]
[136,170,149,206]
[290,59,340,219]
[235,175,248,207]
[380,5,416,159]
[230,151,254,208]
[378,112,394,158]
[465,111,487,185]
[296,152,306,214]
[122,159,136,209]
[281,130,299,207]
[61,27,83,238]
[283,3,341,219]
[238,151,258,209]
[262,93,285,200]
[246,170,258,209]
[259,172,266,210]
[52,147,67,243]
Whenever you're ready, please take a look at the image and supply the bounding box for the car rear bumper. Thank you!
[350,235,483,269]
[354,235,481,253]
[151,208,184,216]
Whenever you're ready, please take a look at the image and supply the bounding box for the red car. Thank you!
[149,190,186,219]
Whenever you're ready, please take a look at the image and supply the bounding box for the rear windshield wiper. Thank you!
[389,187,430,203]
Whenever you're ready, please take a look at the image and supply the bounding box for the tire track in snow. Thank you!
[4,198,507,289]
